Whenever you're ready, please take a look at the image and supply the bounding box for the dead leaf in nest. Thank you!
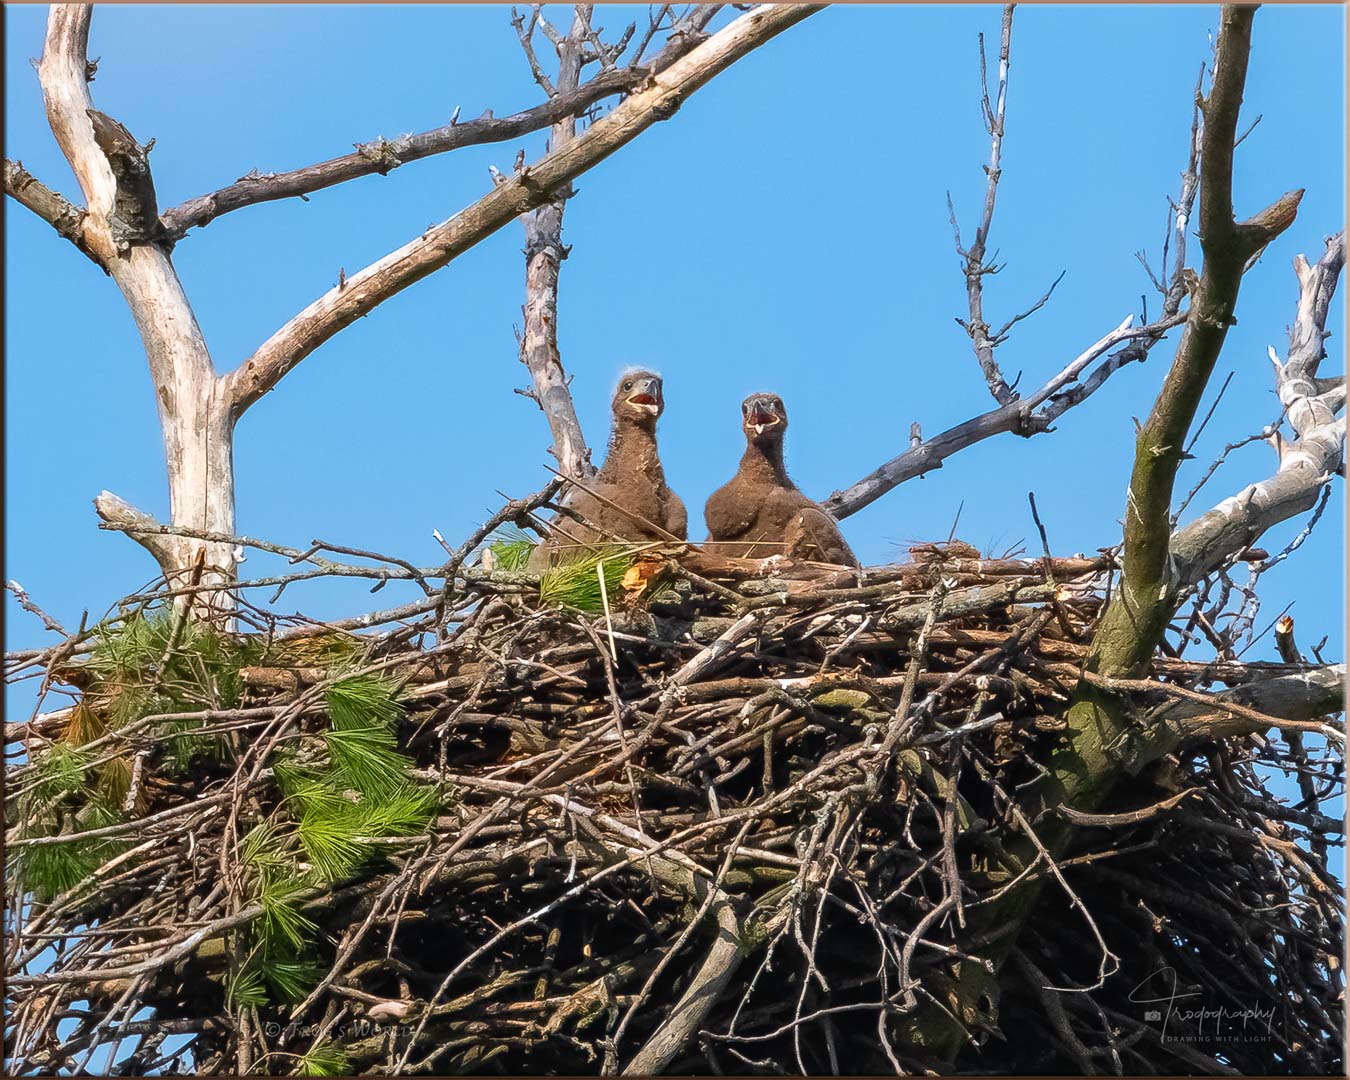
[621,559,663,594]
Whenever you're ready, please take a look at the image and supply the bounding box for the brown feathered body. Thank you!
[533,372,686,567]
[704,393,856,567]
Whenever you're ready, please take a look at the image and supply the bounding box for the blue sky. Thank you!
[5,4,1344,682]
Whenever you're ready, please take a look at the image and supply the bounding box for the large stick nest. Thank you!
[4,539,1343,1076]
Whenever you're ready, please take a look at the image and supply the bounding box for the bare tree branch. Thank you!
[91,490,178,575]
[2,158,104,269]
[1171,231,1345,583]
[514,6,603,481]
[1105,662,1345,762]
[950,5,1020,405]
[156,8,723,241]
[828,2,1200,522]
[901,11,1318,1058]
[1088,4,1303,678]
[39,5,238,601]
[222,3,821,419]
[826,312,1187,520]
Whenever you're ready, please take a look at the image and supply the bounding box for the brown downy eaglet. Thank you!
[704,392,858,567]
[532,369,687,568]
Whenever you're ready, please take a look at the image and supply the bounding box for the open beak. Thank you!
[745,396,783,437]
[627,377,662,415]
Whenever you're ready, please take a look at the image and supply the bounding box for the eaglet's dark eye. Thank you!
[622,380,632,390]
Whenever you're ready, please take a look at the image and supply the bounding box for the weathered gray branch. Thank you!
[826,312,1186,519]
[828,1,1196,523]
[1172,231,1345,583]
[156,7,724,240]
[90,490,178,576]
[86,107,161,246]
[222,3,821,418]
[1146,662,1345,752]
[950,5,1020,406]
[515,5,601,481]
[621,860,743,1074]
[39,5,237,604]
[2,158,104,268]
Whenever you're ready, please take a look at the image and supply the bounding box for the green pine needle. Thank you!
[296,809,368,882]
[325,674,404,733]
[226,964,269,1008]
[11,797,127,903]
[14,834,106,902]
[241,820,292,873]
[278,771,347,817]
[354,783,438,836]
[258,874,318,954]
[31,743,92,804]
[323,726,409,801]
[264,956,323,1003]
[295,1041,352,1077]
[538,546,635,614]
[488,528,537,572]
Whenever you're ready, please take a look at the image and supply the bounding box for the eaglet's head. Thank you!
[612,369,665,426]
[741,392,787,446]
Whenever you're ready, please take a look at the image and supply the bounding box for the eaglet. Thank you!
[704,392,857,567]
[532,370,687,567]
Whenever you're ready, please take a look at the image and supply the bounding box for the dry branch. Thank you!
[223,4,821,418]
[39,5,237,599]
[2,158,104,268]
[156,7,724,240]
[1172,231,1346,583]
[826,313,1186,519]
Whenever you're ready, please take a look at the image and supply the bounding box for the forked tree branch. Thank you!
[157,7,724,240]
[825,311,1187,519]
[950,4,1024,406]
[1090,4,1303,677]
[902,12,1320,1061]
[39,4,237,600]
[1171,231,1345,583]
[828,3,1197,521]
[36,5,118,262]
[222,3,821,419]
[508,4,721,483]
[515,5,601,480]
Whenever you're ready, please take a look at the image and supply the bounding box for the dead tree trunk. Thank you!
[39,8,238,611]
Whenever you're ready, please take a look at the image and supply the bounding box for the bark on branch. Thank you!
[826,312,1186,519]
[222,3,820,419]
[904,10,1317,1060]
[828,2,1198,522]
[1118,662,1345,761]
[1090,4,1302,678]
[951,5,1021,406]
[86,107,161,247]
[39,5,237,605]
[1171,231,1345,582]
[516,6,602,481]
[155,12,721,241]
[2,158,104,268]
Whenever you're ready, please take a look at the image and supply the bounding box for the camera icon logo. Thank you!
[1143,1009,1162,1022]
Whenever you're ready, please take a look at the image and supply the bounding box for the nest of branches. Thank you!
[4,530,1344,1076]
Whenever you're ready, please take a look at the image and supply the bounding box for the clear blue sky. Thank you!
[5,4,1344,681]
